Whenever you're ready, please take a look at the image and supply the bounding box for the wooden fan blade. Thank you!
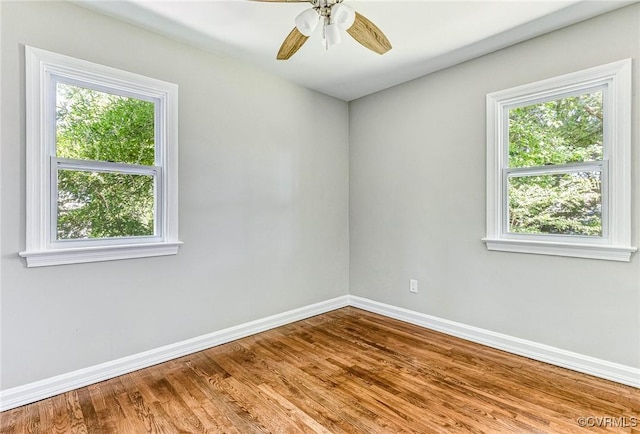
[277,27,309,60]
[346,12,392,55]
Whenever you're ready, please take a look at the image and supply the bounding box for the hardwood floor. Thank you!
[1,307,639,433]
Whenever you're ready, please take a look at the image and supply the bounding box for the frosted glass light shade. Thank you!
[295,8,319,36]
[325,23,341,46]
[331,3,355,30]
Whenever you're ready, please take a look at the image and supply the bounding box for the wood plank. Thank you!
[1,307,638,433]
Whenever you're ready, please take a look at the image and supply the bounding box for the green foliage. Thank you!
[508,173,602,236]
[508,92,603,168]
[508,92,603,236]
[56,83,155,165]
[56,84,155,240]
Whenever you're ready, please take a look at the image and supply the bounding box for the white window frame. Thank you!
[20,46,181,267]
[483,59,635,262]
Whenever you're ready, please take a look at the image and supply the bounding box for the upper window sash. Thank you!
[53,76,162,166]
[483,59,635,261]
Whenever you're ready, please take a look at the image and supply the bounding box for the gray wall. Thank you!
[349,4,640,368]
[1,1,349,389]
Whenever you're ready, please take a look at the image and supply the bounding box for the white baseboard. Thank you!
[2,294,638,412]
[0,295,350,412]
[348,295,640,389]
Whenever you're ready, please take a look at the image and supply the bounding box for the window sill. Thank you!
[19,242,183,267]
[482,238,636,262]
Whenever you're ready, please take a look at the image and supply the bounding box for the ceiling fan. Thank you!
[253,0,392,60]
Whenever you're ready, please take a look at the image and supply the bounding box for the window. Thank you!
[20,47,181,267]
[483,59,635,261]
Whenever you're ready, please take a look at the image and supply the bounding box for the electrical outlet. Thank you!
[409,279,418,293]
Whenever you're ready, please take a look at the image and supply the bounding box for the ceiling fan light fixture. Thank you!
[273,0,392,60]
[331,3,355,31]
[294,8,319,36]
[325,22,341,46]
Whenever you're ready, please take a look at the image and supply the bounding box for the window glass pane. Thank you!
[508,91,603,168]
[508,171,602,236]
[56,83,155,165]
[57,169,155,240]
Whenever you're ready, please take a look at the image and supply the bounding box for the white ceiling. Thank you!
[76,0,633,101]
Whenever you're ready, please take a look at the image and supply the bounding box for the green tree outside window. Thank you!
[507,92,603,236]
[55,84,156,240]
